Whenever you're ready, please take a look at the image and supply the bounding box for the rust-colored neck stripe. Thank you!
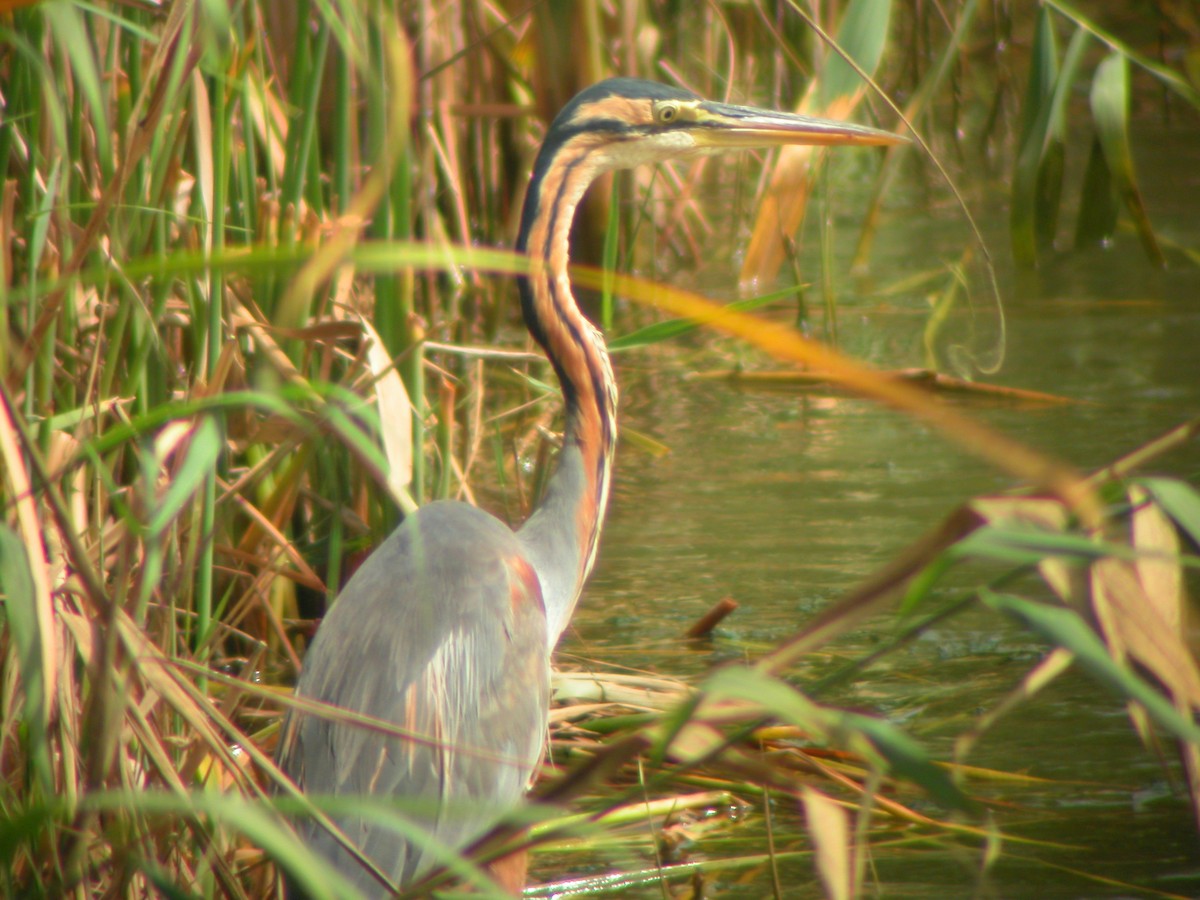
[516,132,618,597]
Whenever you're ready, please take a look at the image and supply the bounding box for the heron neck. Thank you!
[514,148,617,647]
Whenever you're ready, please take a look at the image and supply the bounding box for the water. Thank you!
[548,118,1200,896]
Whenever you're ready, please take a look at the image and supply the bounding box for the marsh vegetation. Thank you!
[1,1,1199,896]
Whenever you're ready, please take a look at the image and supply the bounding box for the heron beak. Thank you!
[692,100,905,149]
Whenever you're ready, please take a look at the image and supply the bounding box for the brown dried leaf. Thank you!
[0,390,57,720]
[360,315,412,504]
[970,495,1069,530]
[1130,485,1184,633]
[739,93,865,287]
[230,297,305,387]
[970,496,1080,603]
[117,612,252,787]
[1091,557,1200,712]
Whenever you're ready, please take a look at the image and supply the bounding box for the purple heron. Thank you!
[276,77,901,896]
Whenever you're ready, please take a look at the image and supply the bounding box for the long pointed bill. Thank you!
[693,100,905,148]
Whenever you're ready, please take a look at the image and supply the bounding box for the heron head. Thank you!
[541,77,905,173]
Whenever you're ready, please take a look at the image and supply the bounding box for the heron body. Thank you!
[277,502,546,893]
[277,78,901,897]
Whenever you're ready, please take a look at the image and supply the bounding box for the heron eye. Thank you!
[656,102,680,123]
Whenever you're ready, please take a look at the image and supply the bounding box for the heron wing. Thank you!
[277,501,549,894]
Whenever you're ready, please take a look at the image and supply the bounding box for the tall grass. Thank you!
[1,1,1198,897]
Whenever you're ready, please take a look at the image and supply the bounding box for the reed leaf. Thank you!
[1,2,1197,895]
[1010,14,1089,268]
[1045,0,1200,110]
[704,666,971,812]
[1073,134,1120,248]
[1089,52,1166,266]
[1140,477,1200,548]
[981,591,1200,745]
[739,0,895,288]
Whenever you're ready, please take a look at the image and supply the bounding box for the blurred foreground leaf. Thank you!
[704,667,971,812]
[982,591,1200,744]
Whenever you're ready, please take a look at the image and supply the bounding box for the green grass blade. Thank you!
[1139,478,1200,549]
[0,800,60,872]
[0,527,54,797]
[705,667,971,811]
[820,0,893,103]
[42,2,112,180]
[1089,53,1166,266]
[982,591,1200,744]
[1045,0,1200,110]
[81,389,307,458]
[952,524,1138,566]
[81,790,366,900]
[838,710,972,811]
[607,289,794,351]
[1021,8,1058,143]
[146,416,223,538]
[600,177,620,333]
[1010,8,1056,267]
[1010,16,1089,267]
[1073,135,1119,248]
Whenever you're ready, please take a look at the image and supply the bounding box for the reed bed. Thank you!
[1,1,1198,897]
